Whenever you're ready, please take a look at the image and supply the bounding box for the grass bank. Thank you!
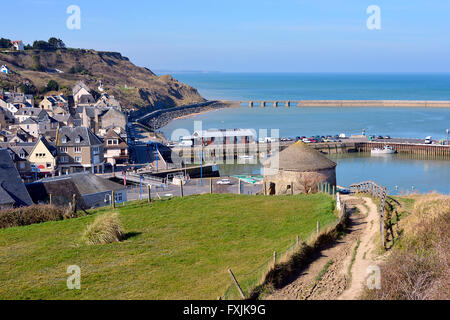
[0,193,337,299]
[362,193,449,300]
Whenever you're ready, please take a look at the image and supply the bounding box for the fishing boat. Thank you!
[371,145,396,155]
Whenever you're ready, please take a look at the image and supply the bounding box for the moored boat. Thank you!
[371,145,396,155]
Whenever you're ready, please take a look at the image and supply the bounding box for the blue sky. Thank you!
[2,0,450,72]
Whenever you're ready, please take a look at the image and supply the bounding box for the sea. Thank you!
[160,73,450,194]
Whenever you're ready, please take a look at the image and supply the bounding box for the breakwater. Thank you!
[134,101,238,130]
[240,100,450,108]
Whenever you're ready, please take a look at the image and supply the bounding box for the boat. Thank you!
[371,145,396,155]
[172,175,188,185]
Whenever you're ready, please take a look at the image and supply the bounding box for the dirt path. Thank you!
[266,196,380,300]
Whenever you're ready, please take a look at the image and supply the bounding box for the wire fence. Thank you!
[222,199,345,300]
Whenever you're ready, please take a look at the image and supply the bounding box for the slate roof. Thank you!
[0,149,33,206]
[15,107,41,116]
[57,126,103,147]
[39,172,125,195]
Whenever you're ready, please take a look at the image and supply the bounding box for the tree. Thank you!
[48,37,66,49]
[0,38,12,48]
[46,80,59,92]
[33,40,51,50]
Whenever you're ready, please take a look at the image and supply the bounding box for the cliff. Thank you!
[0,49,205,109]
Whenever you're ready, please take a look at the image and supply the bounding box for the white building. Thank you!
[0,65,10,74]
[11,40,24,51]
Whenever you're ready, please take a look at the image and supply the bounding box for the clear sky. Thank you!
[2,0,450,72]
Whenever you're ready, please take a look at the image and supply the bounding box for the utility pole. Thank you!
[447,129,449,146]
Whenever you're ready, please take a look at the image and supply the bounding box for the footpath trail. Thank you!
[266,196,380,300]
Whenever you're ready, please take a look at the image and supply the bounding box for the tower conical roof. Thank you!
[264,141,337,172]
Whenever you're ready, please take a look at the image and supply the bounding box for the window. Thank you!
[60,156,68,163]
[46,163,51,168]
[19,152,26,158]
[74,156,82,163]
[61,137,67,143]
[92,146,99,154]
[115,192,123,202]
[75,136,81,143]
[60,147,68,153]
[19,162,25,169]
[74,147,82,153]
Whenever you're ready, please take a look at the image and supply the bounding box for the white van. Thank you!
[424,136,432,144]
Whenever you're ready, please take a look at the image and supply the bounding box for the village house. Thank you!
[8,144,34,178]
[103,128,128,166]
[14,107,42,123]
[72,81,95,105]
[19,117,39,137]
[39,94,69,113]
[99,107,127,132]
[56,126,105,175]
[27,136,58,178]
[0,148,33,209]
[0,65,10,74]
[26,172,127,209]
[11,40,24,51]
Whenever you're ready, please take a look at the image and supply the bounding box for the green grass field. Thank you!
[0,193,337,299]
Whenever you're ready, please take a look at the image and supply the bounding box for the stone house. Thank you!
[56,126,105,174]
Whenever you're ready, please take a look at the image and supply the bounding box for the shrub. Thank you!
[0,205,78,229]
[83,212,125,245]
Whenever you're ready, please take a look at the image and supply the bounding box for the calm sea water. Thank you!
[162,73,450,194]
[218,154,450,195]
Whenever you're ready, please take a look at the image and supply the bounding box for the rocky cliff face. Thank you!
[0,49,205,109]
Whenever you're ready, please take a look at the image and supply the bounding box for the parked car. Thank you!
[384,135,391,139]
[302,138,311,143]
[424,136,432,144]
[377,135,384,139]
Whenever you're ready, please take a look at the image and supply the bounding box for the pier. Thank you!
[240,100,450,108]
[171,139,450,161]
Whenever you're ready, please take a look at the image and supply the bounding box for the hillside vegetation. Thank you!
[362,194,450,300]
[0,193,337,299]
[0,48,205,109]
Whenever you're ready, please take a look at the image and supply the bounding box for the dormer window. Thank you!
[61,136,67,143]
[75,135,82,143]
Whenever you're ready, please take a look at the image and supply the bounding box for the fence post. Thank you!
[291,182,294,195]
[264,182,267,195]
[296,235,300,246]
[180,182,184,197]
[210,178,213,194]
[273,251,277,265]
[238,179,241,195]
[112,190,115,208]
[72,194,76,214]
[147,184,151,203]
[49,193,52,206]
[228,269,246,299]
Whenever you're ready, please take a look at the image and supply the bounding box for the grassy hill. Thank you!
[0,193,337,300]
[0,48,205,109]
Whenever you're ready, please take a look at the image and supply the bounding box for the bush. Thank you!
[46,80,59,92]
[0,205,78,229]
[83,212,125,245]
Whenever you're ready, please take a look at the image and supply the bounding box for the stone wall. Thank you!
[263,168,336,195]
